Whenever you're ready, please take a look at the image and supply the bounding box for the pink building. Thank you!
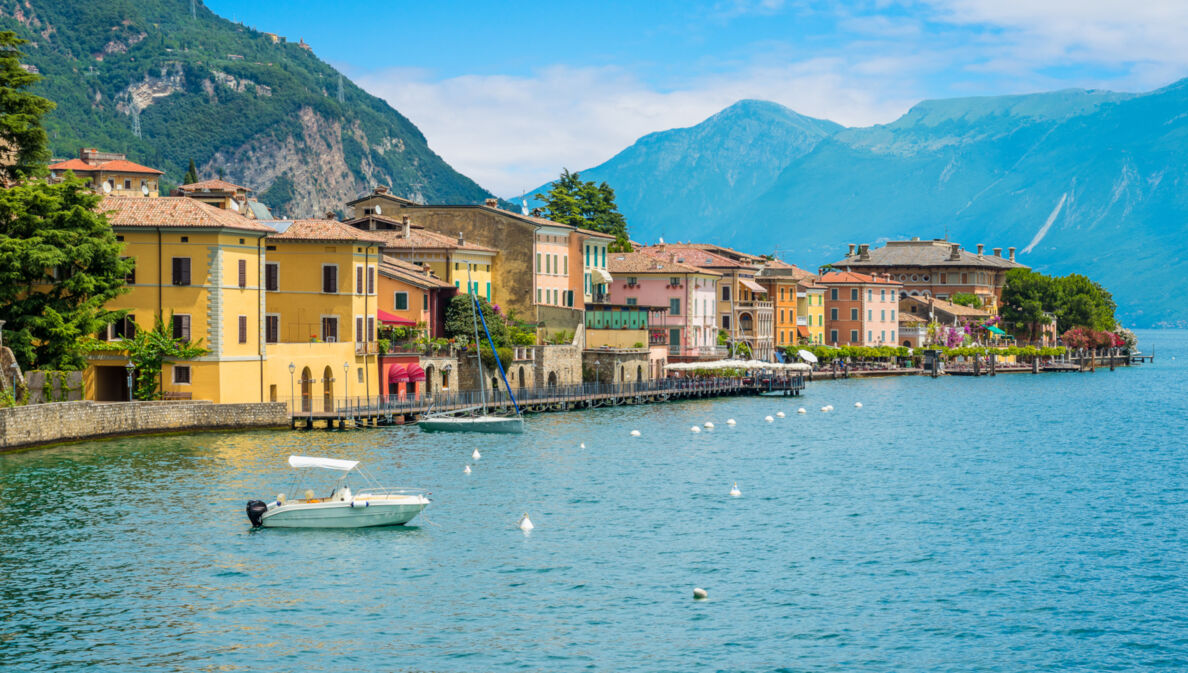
[608,252,720,357]
[820,271,902,346]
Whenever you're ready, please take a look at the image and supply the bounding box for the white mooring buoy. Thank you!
[464,465,471,475]
[854,402,863,408]
[730,482,741,497]
[726,418,736,425]
[630,430,641,437]
[472,448,481,460]
[776,411,785,418]
[764,415,774,423]
[797,407,806,414]
[691,426,701,433]
[704,421,714,429]
[693,587,708,600]
[580,442,586,449]
[518,513,534,532]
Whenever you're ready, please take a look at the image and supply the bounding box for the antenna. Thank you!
[337,75,344,103]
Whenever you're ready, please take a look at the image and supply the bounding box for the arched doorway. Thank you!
[547,371,558,387]
[518,366,526,387]
[739,312,754,334]
[619,365,624,382]
[300,366,312,412]
[637,364,643,381]
[903,340,911,347]
[425,365,435,393]
[322,365,334,410]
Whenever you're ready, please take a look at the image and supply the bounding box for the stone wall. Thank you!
[23,371,85,404]
[0,400,289,452]
[535,344,581,387]
[582,349,651,383]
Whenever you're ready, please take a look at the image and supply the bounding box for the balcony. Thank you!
[735,300,773,311]
[355,341,379,355]
[796,316,809,326]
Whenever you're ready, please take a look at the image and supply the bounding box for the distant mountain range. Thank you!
[521,84,1188,327]
[6,0,499,217]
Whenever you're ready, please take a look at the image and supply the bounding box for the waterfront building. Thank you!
[175,178,272,220]
[376,256,455,337]
[343,212,497,301]
[820,271,902,347]
[583,303,670,379]
[899,313,928,348]
[796,278,826,345]
[899,294,991,328]
[607,251,721,359]
[757,260,819,349]
[639,245,773,360]
[49,148,162,197]
[829,238,1028,313]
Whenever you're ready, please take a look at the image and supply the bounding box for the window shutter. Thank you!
[367,317,375,340]
[238,315,248,343]
[180,258,191,285]
[265,263,278,291]
[367,266,375,294]
[172,258,181,285]
[238,259,247,288]
[323,266,337,293]
[356,316,364,343]
[356,266,364,294]
[265,315,278,343]
[172,315,191,341]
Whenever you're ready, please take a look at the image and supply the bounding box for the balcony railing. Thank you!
[796,316,809,326]
[735,301,773,311]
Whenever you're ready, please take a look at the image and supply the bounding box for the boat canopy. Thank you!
[288,455,359,471]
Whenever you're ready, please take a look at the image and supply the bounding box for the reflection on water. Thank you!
[2,330,1187,672]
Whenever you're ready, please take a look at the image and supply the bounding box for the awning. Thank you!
[740,278,767,293]
[387,364,408,383]
[593,268,613,284]
[378,309,416,326]
[986,325,1007,336]
[796,326,811,338]
[407,364,426,382]
[288,455,358,471]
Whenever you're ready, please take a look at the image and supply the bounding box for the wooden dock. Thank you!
[289,376,806,429]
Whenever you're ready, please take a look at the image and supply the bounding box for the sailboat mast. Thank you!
[468,262,487,413]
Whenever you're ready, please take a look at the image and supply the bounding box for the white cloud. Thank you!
[357,60,917,196]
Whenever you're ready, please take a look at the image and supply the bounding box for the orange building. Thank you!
[49,148,162,197]
[376,256,455,337]
[820,271,902,347]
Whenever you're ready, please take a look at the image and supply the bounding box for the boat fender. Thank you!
[349,500,370,508]
[246,500,268,527]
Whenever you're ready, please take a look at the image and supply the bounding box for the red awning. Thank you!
[407,364,426,382]
[387,364,408,383]
[796,326,811,337]
[378,309,416,326]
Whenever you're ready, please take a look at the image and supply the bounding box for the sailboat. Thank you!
[418,263,524,434]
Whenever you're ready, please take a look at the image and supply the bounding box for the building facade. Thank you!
[796,280,826,345]
[820,271,902,346]
[50,148,163,197]
[607,252,720,358]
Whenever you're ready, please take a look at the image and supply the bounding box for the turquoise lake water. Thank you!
[2,330,1186,672]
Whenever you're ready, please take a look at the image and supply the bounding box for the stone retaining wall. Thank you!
[0,400,289,452]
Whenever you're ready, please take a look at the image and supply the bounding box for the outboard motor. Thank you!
[246,500,269,528]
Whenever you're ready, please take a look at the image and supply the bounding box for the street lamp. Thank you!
[343,361,350,403]
[124,361,135,402]
[288,362,296,412]
[594,359,601,385]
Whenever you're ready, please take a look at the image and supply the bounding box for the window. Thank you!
[321,316,338,342]
[669,298,680,315]
[563,256,568,275]
[171,314,191,341]
[180,236,188,243]
[881,310,886,320]
[818,315,823,326]
[628,277,638,285]
[868,330,873,342]
[851,329,859,342]
[238,259,247,288]
[173,365,191,384]
[830,329,838,343]
[881,330,886,342]
[961,273,968,284]
[830,308,838,320]
[850,308,858,321]
[940,273,947,284]
[111,315,136,340]
[780,309,785,322]
[880,289,886,301]
[670,277,680,287]
[780,287,785,301]
[265,263,278,291]
[123,257,136,284]
[537,288,542,303]
[585,245,590,266]
[367,316,375,340]
[238,315,248,343]
[867,289,873,301]
[356,316,364,343]
[422,294,429,311]
[486,282,491,301]
[891,330,896,341]
[722,286,731,301]
[722,315,730,329]
[171,257,191,286]
[867,310,872,320]
[536,253,541,273]
[850,289,858,301]
[368,266,376,294]
[356,265,364,294]
[123,179,132,190]
[322,265,338,293]
[830,288,838,301]
[891,310,896,321]
[626,297,637,306]
[394,292,409,310]
[265,315,279,343]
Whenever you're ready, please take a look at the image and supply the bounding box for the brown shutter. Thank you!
[367,316,375,341]
[172,258,181,285]
[265,263,278,291]
[265,315,278,343]
[176,258,190,286]
[323,266,337,293]
[356,266,364,294]
[367,266,375,294]
[172,315,191,341]
[238,259,247,288]
[356,316,364,343]
[238,315,247,343]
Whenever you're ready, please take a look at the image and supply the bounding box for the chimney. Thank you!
[858,244,870,260]
[1008,247,1016,262]
[374,185,389,195]
[324,211,337,220]
[401,215,411,238]
[484,198,498,208]
[457,231,465,246]
[976,243,984,257]
[848,243,856,256]
[993,247,1002,257]
[949,243,961,260]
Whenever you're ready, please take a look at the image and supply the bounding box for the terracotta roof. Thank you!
[48,158,93,172]
[264,219,387,244]
[102,196,274,232]
[684,243,767,263]
[900,294,990,318]
[364,226,496,253]
[50,157,163,175]
[178,178,251,193]
[819,270,902,285]
[899,312,927,323]
[378,255,453,289]
[832,239,1027,270]
[758,262,817,282]
[638,245,758,270]
[608,251,721,276]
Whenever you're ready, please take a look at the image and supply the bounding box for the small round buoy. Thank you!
[820,406,829,412]
[630,430,641,437]
[518,513,534,531]
[472,448,481,460]
[464,465,471,475]
[693,587,708,600]
[827,405,834,411]
[776,411,785,418]
[580,442,586,449]
[854,402,863,408]
[691,426,701,433]
[797,407,807,414]
[704,421,714,429]
[764,415,774,423]
[730,482,741,497]
[726,418,736,425]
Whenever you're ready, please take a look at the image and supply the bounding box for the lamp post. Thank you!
[594,359,601,386]
[343,361,350,405]
[124,361,135,402]
[288,362,295,413]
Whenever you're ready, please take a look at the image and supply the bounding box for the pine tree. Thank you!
[183,158,198,185]
[536,169,632,251]
[0,31,54,183]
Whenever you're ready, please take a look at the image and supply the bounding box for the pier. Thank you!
[289,375,806,429]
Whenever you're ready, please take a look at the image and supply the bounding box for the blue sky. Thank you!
[207,0,1188,195]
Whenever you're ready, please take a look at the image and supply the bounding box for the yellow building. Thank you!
[797,280,826,345]
[175,178,273,220]
[49,148,162,197]
[757,262,802,350]
[343,214,497,300]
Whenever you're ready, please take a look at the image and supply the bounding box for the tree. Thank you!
[0,31,54,183]
[443,294,508,346]
[183,158,198,185]
[0,175,134,371]
[120,316,207,399]
[950,292,982,308]
[535,169,632,251]
[1055,274,1115,332]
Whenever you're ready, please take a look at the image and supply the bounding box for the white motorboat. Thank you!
[246,456,429,529]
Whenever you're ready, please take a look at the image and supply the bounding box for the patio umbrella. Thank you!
[797,349,819,363]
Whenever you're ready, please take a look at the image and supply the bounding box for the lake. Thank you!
[2,330,1185,672]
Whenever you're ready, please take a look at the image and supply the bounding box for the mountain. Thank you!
[4,0,497,217]
[525,84,1188,327]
